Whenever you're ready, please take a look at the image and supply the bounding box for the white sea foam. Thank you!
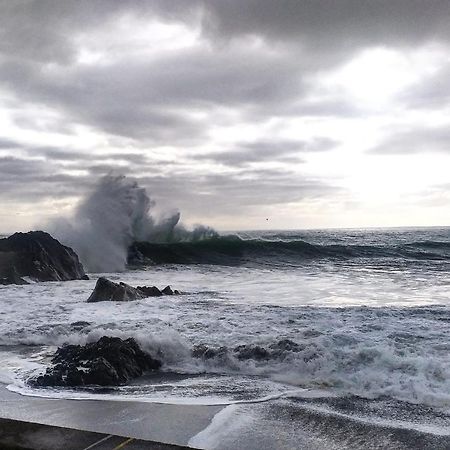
[188,405,252,449]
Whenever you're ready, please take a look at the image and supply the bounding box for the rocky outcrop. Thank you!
[0,266,29,285]
[0,231,87,284]
[87,277,179,302]
[30,336,161,387]
[87,277,145,302]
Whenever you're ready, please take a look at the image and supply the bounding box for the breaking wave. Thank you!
[4,320,450,409]
[47,175,217,272]
[129,236,450,267]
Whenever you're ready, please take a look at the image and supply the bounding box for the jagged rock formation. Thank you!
[30,336,161,387]
[0,231,87,284]
[87,277,179,302]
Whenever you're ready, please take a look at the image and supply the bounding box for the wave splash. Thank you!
[4,325,450,410]
[47,175,217,272]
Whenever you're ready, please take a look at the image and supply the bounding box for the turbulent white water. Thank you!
[1,246,449,411]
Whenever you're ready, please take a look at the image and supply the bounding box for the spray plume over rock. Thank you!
[48,175,217,272]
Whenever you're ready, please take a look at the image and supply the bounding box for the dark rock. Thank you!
[126,246,154,267]
[233,340,301,361]
[191,344,209,359]
[70,321,91,330]
[234,344,270,361]
[0,266,29,285]
[0,231,86,283]
[87,277,179,302]
[160,286,180,295]
[30,336,161,387]
[269,339,300,352]
[192,339,302,364]
[191,344,229,360]
[161,285,174,295]
[137,285,163,297]
[87,277,146,302]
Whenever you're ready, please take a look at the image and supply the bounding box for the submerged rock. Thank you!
[30,336,161,387]
[70,321,92,330]
[87,277,180,302]
[269,339,301,355]
[0,231,87,284]
[192,344,229,360]
[234,344,270,361]
[192,339,302,363]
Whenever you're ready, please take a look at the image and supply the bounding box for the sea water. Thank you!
[0,227,449,447]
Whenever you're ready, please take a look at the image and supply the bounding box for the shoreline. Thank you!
[2,382,450,449]
[0,384,222,448]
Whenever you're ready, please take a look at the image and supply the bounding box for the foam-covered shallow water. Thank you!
[0,227,449,445]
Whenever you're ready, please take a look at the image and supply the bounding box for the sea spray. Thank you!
[47,174,217,272]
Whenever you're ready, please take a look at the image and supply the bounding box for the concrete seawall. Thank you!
[0,418,190,450]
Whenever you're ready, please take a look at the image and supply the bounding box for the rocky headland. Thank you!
[0,231,87,284]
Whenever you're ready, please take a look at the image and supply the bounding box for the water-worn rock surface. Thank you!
[87,277,179,302]
[0,231,87,284]
[30,336,161,387]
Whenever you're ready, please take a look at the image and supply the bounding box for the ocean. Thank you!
[1,227,449,448]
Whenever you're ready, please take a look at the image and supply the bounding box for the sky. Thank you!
[0,0,449,232]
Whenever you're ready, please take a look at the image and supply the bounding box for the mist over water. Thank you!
[47,174,217,272]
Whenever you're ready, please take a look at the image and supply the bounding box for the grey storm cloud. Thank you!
[197,0,450,57]
[5,0,447,61]
[1,1,449,143]
[138,168,336,217]
[0,151,336,221]
[0,151,148,202]
[195,138,338,167]
[0,0,449,226]
[0,138,22,149]
[0,1,160,63]
[370,126,450,155]
[24,147,92,162]
[3,143,149,166]
[0,46,304,142]
[240,138,337,154]
[0,156,93,200]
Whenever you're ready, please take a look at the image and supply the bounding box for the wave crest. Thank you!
[129,235,450,266]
